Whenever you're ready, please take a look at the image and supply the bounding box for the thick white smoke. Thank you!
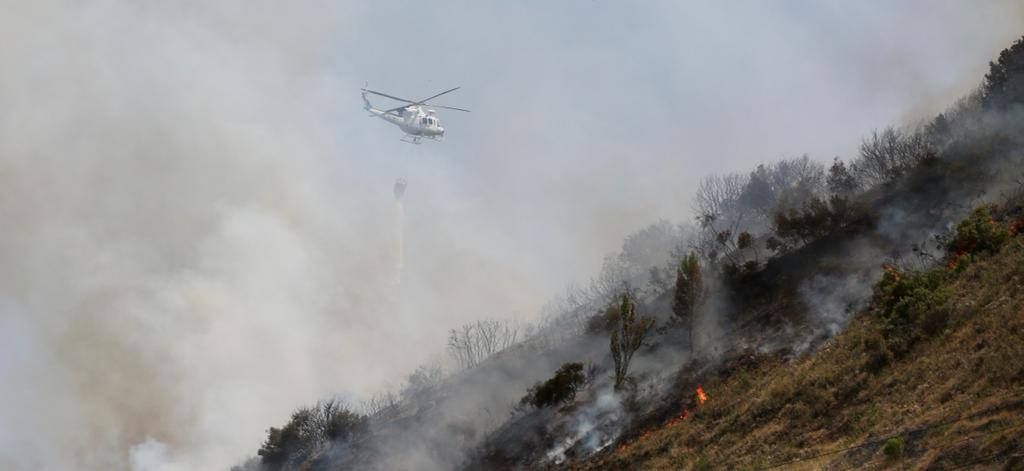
[1,2,1022,470]
[0,2,428,469]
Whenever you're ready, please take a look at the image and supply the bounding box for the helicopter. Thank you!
[361,85,470,144]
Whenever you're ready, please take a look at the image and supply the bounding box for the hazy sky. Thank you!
[342,1,1024,286]
[0,1,1021,469]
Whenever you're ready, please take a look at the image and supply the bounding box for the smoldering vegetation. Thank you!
[237,36,1024,470]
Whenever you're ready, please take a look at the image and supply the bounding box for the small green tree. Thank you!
[672,252,706,354]
[520,362,587,409]
[610,294,654,389]
[827,157,859,197]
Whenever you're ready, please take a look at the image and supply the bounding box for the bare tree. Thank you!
[770,155,827,213]
[853,127,934,186]
[447,319,526,369]
[692,173,747,222]
[588,254,637,304]
[360,391,399,419]
[736,156,826,219]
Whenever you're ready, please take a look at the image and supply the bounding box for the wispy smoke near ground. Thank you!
[0,1,1022,470]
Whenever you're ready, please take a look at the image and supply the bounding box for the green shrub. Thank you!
[944,204,1011,270]
[881,437,905,459]
[871,206,1014,354]
[520,362,587,409]
[872,266,951,355]
[861,332,893,374]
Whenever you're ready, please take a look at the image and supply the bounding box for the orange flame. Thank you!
[882,263,901,282]
[616,386,710,455]
[664,409,689,427]
[948,250,966,269]
[1011,218,1024,235]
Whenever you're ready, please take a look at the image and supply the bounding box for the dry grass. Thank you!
[585,236,1024,470]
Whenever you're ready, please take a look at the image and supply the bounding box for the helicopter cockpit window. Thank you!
[421,117,428,125]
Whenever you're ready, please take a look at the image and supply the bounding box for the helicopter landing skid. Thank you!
[400,135,443,145]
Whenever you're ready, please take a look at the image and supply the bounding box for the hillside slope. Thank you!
[584,234,1024,470]
[240,36,1024,471]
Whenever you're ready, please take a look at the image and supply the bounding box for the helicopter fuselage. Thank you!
[368,104,445,139]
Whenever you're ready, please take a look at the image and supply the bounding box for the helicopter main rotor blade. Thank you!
[429,104,471,112]
[380,105,408,115]
[361,88,417,104]
[416,87,461,105]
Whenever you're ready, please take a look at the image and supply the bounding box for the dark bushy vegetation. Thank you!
[257,400,367,469]
[520,362,588,409]
[767,195,862,253]
[982,35,1024,108]
[827,157,859,197]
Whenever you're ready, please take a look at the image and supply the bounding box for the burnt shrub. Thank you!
[520,362,587,409]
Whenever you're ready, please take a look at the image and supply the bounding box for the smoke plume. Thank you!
[1,1,1022,470]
